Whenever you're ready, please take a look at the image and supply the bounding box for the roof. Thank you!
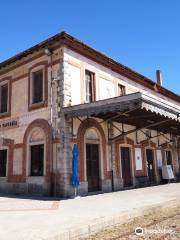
[0,31,179,103]
[63,92,180,136]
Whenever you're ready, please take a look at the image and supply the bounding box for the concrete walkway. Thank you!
[0,183,180,240]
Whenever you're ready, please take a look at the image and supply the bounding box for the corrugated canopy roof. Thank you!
[63,92,180,136]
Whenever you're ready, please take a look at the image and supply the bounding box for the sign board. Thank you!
[135,148,143,170]
[157,150,162,168]
[0,118,19,130]
[99,78,115,100]
[162,165,174,179]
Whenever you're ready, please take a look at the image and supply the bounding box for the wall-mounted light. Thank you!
[44,48,53,56]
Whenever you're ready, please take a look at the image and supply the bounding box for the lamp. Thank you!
[44,48,53,56]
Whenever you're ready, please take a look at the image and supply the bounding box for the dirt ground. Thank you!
[82,203,180,240]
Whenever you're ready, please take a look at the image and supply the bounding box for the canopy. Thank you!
[63,92,180,136]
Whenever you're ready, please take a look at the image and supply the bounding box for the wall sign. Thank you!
[0,118,19,130]
[157,150,163,168]
[135,148,143,170]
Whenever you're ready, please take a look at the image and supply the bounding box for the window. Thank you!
[0,149,7,177]
[28,62,48,111]
[85,70,95,102]
[32,70,43,104]
[118,84,126,96]
[30,144,44,176]
[0,83,8,114]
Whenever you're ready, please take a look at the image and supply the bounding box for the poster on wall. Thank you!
[157,149,163,168]
[99,78,115,100]
[135,148,142,170]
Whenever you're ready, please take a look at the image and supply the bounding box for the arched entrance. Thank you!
[85,128,101,191]
[77,118,108,192]
[23,119,52,194]
[142,140,158,184]
[115,137,135,188]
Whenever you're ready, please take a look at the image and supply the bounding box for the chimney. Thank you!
[156,70,163,86]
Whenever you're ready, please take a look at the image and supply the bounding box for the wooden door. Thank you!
[146,149,155,183]
[121,147,132,187]
[86,144,100,192]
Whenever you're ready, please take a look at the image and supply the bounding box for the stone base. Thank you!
[113,176,123,191]
[154,175,161,184]
[132,177,137,187]
[135,176,149,187]
[0,182,51,196]
[101,179,112,192]
[56,179,112,198]
[56,181,88,198]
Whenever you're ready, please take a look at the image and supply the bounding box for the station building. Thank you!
[0,32,179,197]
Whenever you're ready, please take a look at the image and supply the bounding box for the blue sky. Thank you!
[0,0,179,94]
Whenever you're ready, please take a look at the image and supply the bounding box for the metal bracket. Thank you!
[110,118,171,141]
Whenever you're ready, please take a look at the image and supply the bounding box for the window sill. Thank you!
[28,101,47,111]
[27,176,45,184]
[0,112,10,119]
[0,177,8,182]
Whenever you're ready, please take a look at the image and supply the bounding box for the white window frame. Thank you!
[84,70,95,103]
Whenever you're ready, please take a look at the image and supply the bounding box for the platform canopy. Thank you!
[63,92,180,137]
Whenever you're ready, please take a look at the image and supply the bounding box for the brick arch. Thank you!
[23,119,53,181]
[77,118,107,181]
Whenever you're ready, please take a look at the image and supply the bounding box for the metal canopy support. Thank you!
[158,140,173,147]
[63,93,180,139]
[110,118,172,141]
[99,106,140,124]
[111,122,123,134]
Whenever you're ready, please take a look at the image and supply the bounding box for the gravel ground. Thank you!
[82,203,180,240]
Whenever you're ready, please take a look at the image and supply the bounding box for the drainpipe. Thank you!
[44,48,53,125]
[45,48,55,196]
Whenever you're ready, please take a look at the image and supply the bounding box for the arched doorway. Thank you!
[77,118,108,192]
[146,148,156,183]
[23,119,52,195]
[142,141,158,184]
[115,137,135,188]
[120,145,132,187]
[85,128,101,192]
[27,127,46,177]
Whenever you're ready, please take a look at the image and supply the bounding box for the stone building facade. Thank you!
[0,32,179,197]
